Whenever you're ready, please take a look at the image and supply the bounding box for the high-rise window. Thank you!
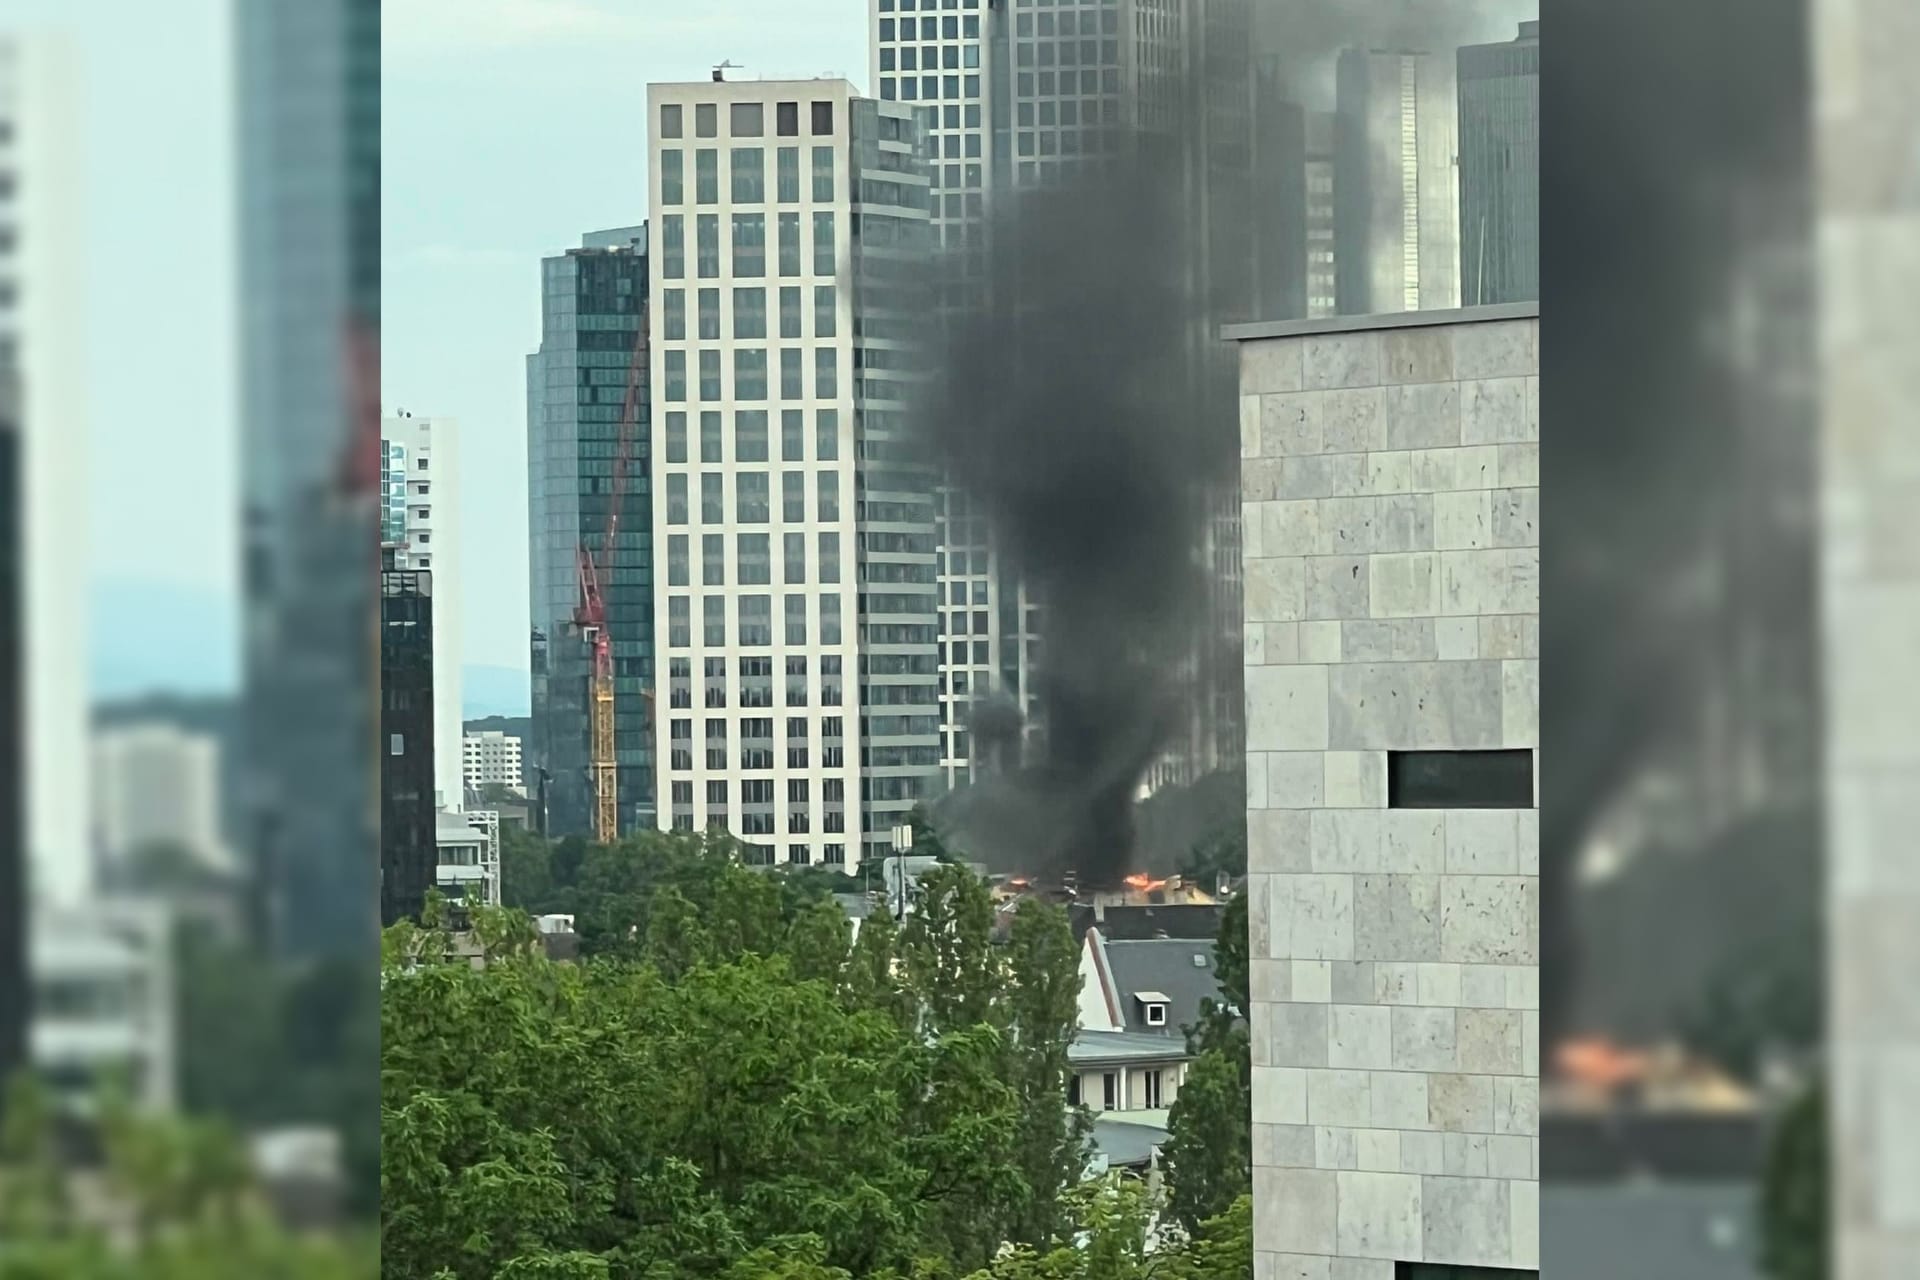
[779,286,802,337]
[777,147,800,202]
[735,349,768,400]
[667,473,688,523]
[702,533,725,585]
[700,410,722,463]
[669,596,690,647]
[818,471,840,520]
[664,350,687,401]
[739,593,772,643]
[695,148,718,203]
[816,409,839,460]
[695,102,717,137]
[821,594,842,644]
[738,474,770,524]
[729,101,763,137]
[660,149,684,204]
[783,472,805,522]
[811,145,836,201]
[701,473,723,522]
[698,288,720,340]
[698,350,722,401]
[782,409,806,461]
[663,288,687,340]
[785,595,808,645]
[814,285,837,337]
[661,215,684,278]
[815,348,839,399]
[819,532,841,584]
[810,101,834,135]
[784,532,807,584]
[668,534,689,586]
[735,410,769,463]
[778,213,802,276]
[703,596,726,646]
[665,412,687,464]
[733,287,767,339]
[776,101,799,137]
[697,215,720,277]
[812,212,836,275]
[661,103,684,139]
[731,147,765,203]
[781,349,803,399]
[732,213,766,277]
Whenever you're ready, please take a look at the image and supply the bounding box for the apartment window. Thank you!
[819,532,841,584]
[739,535,772,586]
[1388,750,1535,809]
[786,842,810,862]
[814,285,837,337]
[702,534,725,585]
[704,597,726,646]
[811,145,836,201]
[697,214,720,277]
[660,215,684,277]
[783,472,805,522]
[821,593,842,644]
[815,348,839,399]
[779,212,802,275]
[785,595,808,646]
[1142,1069,1163,1109]
[706,780,728,806]
[733,287,766,339]
[697,288,721,340]
[779,286,802,337]
[661,103,684,138]
[817,409,839,460]
[695,102,717,137]
[736,409,769,462]
[739,594,773,645]
[823,843,845,865]
[776,101,799,137]
[821,655,842,706]
[777,147,801,202]
[742,780,774,808]
[733,212,766,277]
[663,288,687,340]
[784,532,807,584]
[787,656,809,706]
[701,473,723,522]
[668,534,689,586]
[698,350,722,401]
[730,101,763,137]
[705,659,728,710]
[700,410,723,463]
[817,471,840,521]
[695,148,718,203]
[782,409,806,462]
[810,101,834,135]
[660,149,684,204]
[781,348,804,399]
[735,349,768,400]
[668,596,690,647]
[812,212,836,275]
[664,350,687,401]
[738,473,771,524]
[666,474,689,525]
[1102,1073,1118,1111]
[665,412,688,465]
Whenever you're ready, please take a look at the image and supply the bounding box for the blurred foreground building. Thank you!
[28,900,174,1112]
[90,721,232,878]
[1229,305,1540,1275]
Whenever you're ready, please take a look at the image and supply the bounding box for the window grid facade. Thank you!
[650,79,938,867]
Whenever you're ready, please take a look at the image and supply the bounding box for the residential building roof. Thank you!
[1094,934,1224,1038]
[1090,1115,1170,1170]
[1067,902,1224,941]
[1069,1030,1194,1067]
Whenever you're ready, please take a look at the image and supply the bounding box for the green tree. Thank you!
[1759,1076,1826,1280]
[1160,892,1251,1231]
[1001,899,1091,1247]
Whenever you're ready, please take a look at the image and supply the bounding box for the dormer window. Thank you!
[1134,990,1170,1028]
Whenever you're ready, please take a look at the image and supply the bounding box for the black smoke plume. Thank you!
[916,126,1229,890]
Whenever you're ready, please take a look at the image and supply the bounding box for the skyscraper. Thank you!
[381,413,465,812]
[1334,47,1461,315]
[379,556,435,925]
[526,230,654,840]
[1248,58,1308,324]
[1303,110,1337,318]
[871,0,1255,792]
[1458,20,1539,306]
[646,78,939,867]
[236,0,381,955]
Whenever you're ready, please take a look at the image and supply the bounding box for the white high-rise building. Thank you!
[646,77,940,869]
[1333,47,1461,315]
[461,729,523,796]
[91,722,231,873]
[381,413,465,812]
[2,33,88,905]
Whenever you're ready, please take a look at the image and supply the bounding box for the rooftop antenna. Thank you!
[713,59,739,82]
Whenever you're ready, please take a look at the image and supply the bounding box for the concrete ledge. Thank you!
[1223,302,1541,344]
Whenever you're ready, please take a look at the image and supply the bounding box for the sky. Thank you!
[383,0,868,715]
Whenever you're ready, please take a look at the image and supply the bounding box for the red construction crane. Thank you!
[574,300,651,844]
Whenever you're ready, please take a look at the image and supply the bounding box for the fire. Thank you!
[1553,1036,1651,1089]
[1123,873,1168,893]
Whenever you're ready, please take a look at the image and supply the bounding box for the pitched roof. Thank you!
[1098,935,1224,1038]
[1067,902,1224,941]
[1090,1116,1170,1170]
[1069,1030,1194,1066]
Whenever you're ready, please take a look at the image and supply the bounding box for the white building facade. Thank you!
[646,78,941,868]
[1230,306,1539,1276]
[91,721,230,873]
[381,413,464,812]
[30,899,175,1111]
[462,729,523,796]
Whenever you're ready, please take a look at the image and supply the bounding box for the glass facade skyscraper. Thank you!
[1458,21,1540,306]
[527,232,656,839]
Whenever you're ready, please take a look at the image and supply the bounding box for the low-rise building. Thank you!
[462,729,523,797]
[434,810,500,908]
[29,899,174,1112]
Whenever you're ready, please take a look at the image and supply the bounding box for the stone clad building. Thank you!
[1224,304,1541,1278]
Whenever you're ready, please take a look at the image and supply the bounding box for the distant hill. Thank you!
[462,665,530,720]
[464,715,532,749]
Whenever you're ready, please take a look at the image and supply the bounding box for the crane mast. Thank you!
[574,293,650,844]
